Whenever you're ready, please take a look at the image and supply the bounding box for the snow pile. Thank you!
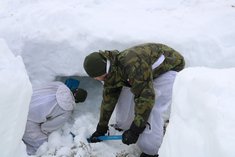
[0,39,32,157]
[159,67,235,157]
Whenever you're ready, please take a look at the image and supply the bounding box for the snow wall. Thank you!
[0,39,32,157]
[159,67,235,157]
[0,0,235,85]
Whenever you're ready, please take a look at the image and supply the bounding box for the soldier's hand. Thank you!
[88,123,108,143]
[88,131,105,143]
[122,122,146,145]
[122,129,139,145]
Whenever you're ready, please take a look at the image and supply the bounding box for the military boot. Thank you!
[140,152,159,157]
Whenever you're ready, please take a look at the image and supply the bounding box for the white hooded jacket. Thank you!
[23,81,76,155]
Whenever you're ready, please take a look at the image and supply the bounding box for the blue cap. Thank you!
[65,78,80,91]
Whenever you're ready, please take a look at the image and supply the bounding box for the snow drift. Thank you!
[0,39,32,157]
[159,67,235,157]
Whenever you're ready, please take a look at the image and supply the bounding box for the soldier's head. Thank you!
[72,88,88,103]
[83,52,108,81]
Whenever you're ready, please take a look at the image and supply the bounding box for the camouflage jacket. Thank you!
[98,43,185,128]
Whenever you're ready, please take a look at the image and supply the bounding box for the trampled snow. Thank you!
[0,0,235,157]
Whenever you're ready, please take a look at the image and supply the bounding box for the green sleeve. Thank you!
[128,61,155,128]
[98,87,122,127]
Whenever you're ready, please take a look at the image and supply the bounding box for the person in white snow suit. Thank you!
[83,43,185,157]
[22,81,87,155]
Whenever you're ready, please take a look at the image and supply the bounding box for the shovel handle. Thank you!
[87,135,122,143]
[98,135,122,140]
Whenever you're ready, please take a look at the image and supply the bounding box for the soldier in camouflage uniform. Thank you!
[83,43,185,157]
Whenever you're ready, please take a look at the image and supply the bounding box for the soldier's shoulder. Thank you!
[129,43,165,50]
[131,42,156,47]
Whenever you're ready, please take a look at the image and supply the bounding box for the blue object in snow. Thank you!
[87,135,122,143]
[97,135,122,141]
[65,78,80,91]
[70,132,122,142]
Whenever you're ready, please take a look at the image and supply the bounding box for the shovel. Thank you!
[70,132,122,143]
[87,135,122,143]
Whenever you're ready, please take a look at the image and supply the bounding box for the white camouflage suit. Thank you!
[22,81,76,155]
[115,70,177,155]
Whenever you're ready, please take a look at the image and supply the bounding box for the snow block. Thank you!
[159,67,235,157]
[0,39,32,157]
